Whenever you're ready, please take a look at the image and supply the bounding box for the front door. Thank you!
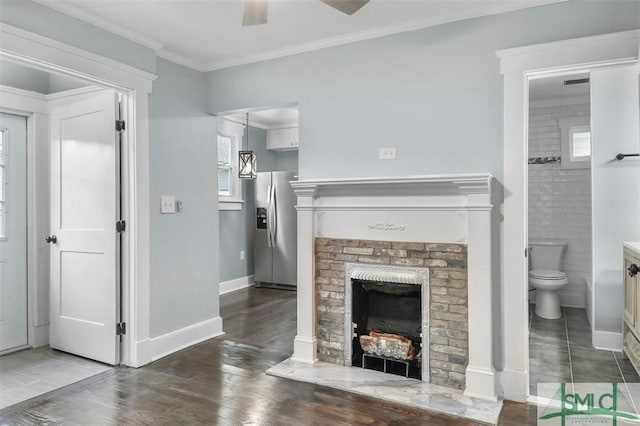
[49,90,120,365]
[0,113,28,354]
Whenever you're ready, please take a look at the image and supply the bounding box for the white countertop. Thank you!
[624,242,640,255]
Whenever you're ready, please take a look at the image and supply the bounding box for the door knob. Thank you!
[629,264,639,277]
[45,235,57,244]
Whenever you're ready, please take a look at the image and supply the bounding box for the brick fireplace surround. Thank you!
[315,237,469,389]
[289,174,497,401]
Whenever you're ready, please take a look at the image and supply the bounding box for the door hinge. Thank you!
[116,220,126,233]
[116,322,126,336]
[115,119,126,132]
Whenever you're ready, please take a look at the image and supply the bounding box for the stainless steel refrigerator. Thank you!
[254,171,297,288]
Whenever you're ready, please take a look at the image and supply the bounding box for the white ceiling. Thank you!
[529,73,590,101]
[34,0,566,72]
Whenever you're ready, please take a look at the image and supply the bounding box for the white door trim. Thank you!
[0,23,157,367]
[496,29,640,402]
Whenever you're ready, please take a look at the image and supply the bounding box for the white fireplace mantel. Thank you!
[290,173,498,401]
[291,173,493,198]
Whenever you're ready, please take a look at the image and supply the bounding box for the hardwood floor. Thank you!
[0,287,532,425]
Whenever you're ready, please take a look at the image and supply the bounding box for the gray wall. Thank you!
[0,60,49,93]
[0,59,91,94]
[207,1,640,182]
[206,0,639,372]
[218,125,298,283]
[0,0,156,74]
[48,73,89,94]
[149,58,219,337]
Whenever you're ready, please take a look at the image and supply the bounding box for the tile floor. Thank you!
[529,305,640,395]
[0,346,111,409]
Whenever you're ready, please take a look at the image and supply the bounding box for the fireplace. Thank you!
[290,174,498,400]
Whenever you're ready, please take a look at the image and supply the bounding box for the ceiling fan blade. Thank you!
[242,0,268,26]
[319,0,369,15]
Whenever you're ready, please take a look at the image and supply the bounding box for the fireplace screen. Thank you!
[351,279,422,379]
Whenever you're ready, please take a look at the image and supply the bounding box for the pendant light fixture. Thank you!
[238,112,257,179]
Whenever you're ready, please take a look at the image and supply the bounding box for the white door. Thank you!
[0,113,28,354]
[49,90,120,365]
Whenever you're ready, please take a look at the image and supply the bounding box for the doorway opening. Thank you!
[526,67,640,398]
[498,29,640,402]
[0,56,130,408]
[217,104,299,355]
[218,105,299,290]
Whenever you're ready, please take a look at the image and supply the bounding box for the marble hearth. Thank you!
[267,359,503,424]
[267,174,498,412]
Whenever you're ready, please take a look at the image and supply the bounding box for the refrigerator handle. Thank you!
[266,184,273,248]
[270,184,277,247]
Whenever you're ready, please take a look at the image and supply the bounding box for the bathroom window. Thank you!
[217,119,245,210]
[559,117,591,169]
[570,126,591,160]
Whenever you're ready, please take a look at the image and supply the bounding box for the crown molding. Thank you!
[204,0,567,71]
[156,48,209,73]
[1,84,105,101]
[32,0,568,73]
[33,0,165,51]
[45,85,103,101]
[0,84,46,100]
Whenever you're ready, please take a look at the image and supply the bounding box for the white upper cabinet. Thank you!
[267,127,298,151]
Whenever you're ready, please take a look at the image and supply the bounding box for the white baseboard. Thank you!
[30,324,49,348]
[498,368,529,402]
[146,316,225,362]
[593,330,623,352]
[220,275,254,295]
[585,285,593,327]
[132,339,152,367]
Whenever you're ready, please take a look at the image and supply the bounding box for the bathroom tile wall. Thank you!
[528,97,591,309]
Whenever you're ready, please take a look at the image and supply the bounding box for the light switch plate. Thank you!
[160,195,177,214]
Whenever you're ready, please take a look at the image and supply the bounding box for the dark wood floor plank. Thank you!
[0,287,531,425]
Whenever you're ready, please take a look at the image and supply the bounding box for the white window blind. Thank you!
[217,118,245,210]
[559,117,590,170]
[571,130,591,159]
[217,134,232,196]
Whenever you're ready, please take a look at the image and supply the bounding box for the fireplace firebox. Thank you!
[351,279,422,379]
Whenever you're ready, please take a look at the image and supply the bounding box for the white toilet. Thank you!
[529,239,568,319]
